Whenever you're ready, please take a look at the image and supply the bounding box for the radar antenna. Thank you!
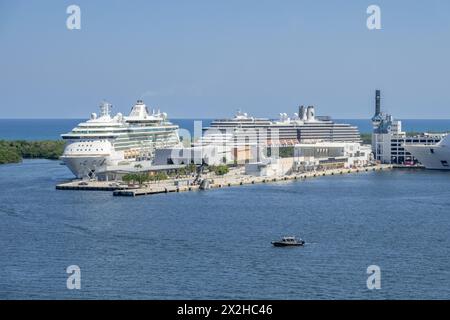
[99,100,112,117]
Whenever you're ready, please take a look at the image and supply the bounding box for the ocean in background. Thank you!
[1,119,450,140]
[0,160,449,299]
[0,119,211,141]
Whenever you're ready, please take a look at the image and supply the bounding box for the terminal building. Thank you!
[293,142,372,171]
[371,90,444,165]
[244,141,372,177]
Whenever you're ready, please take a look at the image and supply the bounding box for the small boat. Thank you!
[271,236,305,247]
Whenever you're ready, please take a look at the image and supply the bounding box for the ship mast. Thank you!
[99,101,112,117]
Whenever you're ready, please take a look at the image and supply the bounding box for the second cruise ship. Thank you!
[405,135,450,170]
[197,105,361,147]
[61,100,181,178]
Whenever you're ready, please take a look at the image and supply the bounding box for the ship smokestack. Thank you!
[375,90,381,116]
[306,106,315,121]
[299,105,306,120]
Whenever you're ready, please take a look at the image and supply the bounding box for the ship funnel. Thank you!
[375,90,381,116]
[306,106,315,121]
[129,99,150,118]
[299,105,306,120]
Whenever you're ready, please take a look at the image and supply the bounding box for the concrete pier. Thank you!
[56,180,129,191]
[56,164,392,196]
[113,185,200,197]
[109,164,393,197]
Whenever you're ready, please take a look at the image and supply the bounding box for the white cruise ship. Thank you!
[194,105,361,164]
[198,105,361,147]
[61,100,181,178]
[405,135,450,170]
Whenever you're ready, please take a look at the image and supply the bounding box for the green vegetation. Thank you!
[122,171,169,185]
[168,163,197,177]
[149,172,169,182]
[266,146,294,158]
[187,163,197,174]
[0,143,22,164]
[122,172,148,185]
[0,140,65,165]
[169,163,229,176]
[360,133,372,145]
[209,164,229,175]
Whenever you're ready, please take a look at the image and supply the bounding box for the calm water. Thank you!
[0,160,449,299]
[1,119,450,140]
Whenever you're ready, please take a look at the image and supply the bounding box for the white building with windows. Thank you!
[245,141,371,177]
[371,90,443,164]
[153,145,223,166]
[294,142,372,170]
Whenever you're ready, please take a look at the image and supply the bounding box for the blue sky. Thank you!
[1,0,450,119]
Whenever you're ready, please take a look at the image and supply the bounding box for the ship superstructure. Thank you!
[198,106,361,148]
[61,100,181,178]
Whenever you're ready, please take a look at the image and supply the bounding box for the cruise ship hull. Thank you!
[405,144,450,170]
[61,155,108,178]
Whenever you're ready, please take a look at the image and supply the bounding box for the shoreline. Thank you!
[0,140,64,165]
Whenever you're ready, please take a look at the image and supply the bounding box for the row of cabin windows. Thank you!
[71,139,107,152]
[70,148,104,152]
[391,151,411,155]
[391,139,439,144]
[75,139,107,143]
